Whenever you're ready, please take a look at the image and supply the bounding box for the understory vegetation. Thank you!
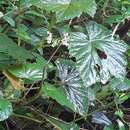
[1,0,130,130]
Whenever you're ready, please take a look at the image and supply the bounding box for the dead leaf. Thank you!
[3,70,25,90]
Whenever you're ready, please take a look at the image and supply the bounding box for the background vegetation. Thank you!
[0,0,130,130]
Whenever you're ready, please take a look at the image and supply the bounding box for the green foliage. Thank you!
[104,125,114,130]
[69,21,128,87]
[8,55,50,81]
[38,0,97,21]
[0,99,12,121]
[42,82,75,111]
[0,33,32,62]
[22,0,97,21]
[109,78,130,91]
[0,0,130,129]
[55,59,89,116]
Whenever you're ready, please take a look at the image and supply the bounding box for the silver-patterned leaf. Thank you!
[56,59,89,116]
[69,21,128,87]
[109,78,130,91]
[92,112,112,126]
[8,54,53,81]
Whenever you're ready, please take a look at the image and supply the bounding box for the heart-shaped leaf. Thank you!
[8,55,51,81]
[56,59,89,116]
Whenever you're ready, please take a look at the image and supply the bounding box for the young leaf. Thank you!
[30,0,97,21]
[0,99,13,121]
[56,59,89,116]
[69,21,128,87]
[115,110,124,118]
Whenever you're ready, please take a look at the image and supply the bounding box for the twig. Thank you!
[5,121,10,130]
[96,98,105,107]
[13,113,42,123]
[21,91,41,105]
[22,82,35,99]
[112,23,120,37]
[41,39,63,85]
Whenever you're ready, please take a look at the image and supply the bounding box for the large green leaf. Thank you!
[8,55,50,81]
[0,33,32,61]
[55,59,89,116]
[69,21,128,87]
[24,0,97,21]
[0,99,13,121]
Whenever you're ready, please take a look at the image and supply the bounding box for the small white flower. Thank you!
[61,33,69,46]
[47,31,52,44]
